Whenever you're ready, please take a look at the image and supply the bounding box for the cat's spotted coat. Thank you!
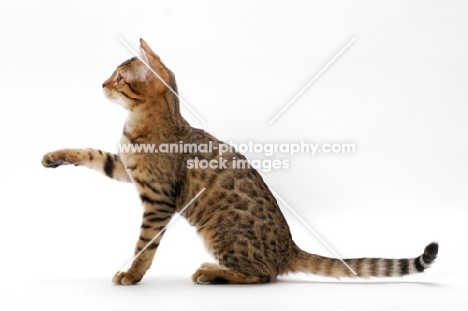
[42,39,438,285]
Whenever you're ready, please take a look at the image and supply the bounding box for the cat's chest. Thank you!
[118,133,140,168]
[119,117,144,161]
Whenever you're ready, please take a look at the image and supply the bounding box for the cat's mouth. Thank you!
[102,86,129,108]
[103,87,111,99]
[102,79,115,100]
[102,84,118,101]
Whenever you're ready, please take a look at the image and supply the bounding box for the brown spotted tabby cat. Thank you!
[42,39,438,285]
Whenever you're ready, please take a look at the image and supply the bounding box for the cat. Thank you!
[42,39,438,285]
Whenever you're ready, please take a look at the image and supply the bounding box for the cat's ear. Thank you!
[139,38,170,93]
[134,39,150,81]
[140,46,149,65]
[140,38,159,62]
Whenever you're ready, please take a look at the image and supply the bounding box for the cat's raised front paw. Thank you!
[41,150,81,168]
[112,270,143,285]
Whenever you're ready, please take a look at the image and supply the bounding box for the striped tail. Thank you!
[289,242,438,278]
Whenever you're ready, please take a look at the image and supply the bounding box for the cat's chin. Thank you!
[103,89,121,103]
[102,88,113,99]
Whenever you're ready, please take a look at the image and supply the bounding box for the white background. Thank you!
[1,0,467,310]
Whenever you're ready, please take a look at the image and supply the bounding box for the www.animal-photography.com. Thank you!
[1,1,467,310]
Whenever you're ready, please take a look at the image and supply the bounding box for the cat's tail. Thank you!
[288,242,438,278]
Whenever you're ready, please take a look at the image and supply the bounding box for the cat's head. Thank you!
[102,39,176,111]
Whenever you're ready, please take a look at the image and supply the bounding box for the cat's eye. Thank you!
[116,73,123,83]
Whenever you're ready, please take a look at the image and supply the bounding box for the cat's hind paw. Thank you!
[191,268,230,284]
[191,267,270,284]
[198,262,226,270]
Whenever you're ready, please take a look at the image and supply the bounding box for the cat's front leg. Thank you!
[113,185,176,285]
[42,148,131,182]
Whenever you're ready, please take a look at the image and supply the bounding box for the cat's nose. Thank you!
[102,82,108,88]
